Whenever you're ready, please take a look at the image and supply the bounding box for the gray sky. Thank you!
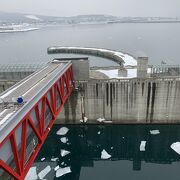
[0,0,180,17]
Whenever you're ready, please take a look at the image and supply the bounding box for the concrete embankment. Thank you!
[48,46,125,66]
[57,77,180,124]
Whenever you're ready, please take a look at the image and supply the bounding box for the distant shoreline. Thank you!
[108,21,180,24]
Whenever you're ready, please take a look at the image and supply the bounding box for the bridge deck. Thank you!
[0,61,71,139]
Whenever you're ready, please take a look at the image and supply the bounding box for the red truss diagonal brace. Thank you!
[0,66,74,180]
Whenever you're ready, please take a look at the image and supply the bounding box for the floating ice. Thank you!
[97,117,105,122]
[54,165,60,171]
[140,141,146,151]
[101,149,111,159]
[61,162,65,165]
[25,167,38,180]
[84,117,88,122]
[56,127,69,135]
[97,131,101,135]
[150,130,160,135]
[51,157,59,161]
[60,137,68,143]
[41,158,45,161]
[103,120,112,123]
[38,165,51,179]
[80,117,88,123]
[171,142,180,155]
[56,167,71,178]
[111,147,114,149]
[61,149,70,157]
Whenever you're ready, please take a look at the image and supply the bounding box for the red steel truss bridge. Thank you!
[0,60,74,179]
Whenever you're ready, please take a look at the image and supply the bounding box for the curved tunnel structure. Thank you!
[47,46,126,67]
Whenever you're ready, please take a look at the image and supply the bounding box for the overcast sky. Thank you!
[0,0,180,17]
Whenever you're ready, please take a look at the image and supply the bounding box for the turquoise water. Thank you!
[33,124,180,180]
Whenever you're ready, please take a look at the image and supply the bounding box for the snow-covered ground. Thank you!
[98,67,151,79]
[0,24,39,33]
[98,68,137,79]
[114,52,137,66]
[25,15,42,21]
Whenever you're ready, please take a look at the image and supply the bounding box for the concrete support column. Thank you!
[137,57,148,78]
[118,68,127,77]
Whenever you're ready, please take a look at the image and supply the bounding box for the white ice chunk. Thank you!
[61,162,65,165]
[25,167,38,180]
[150,130,160,135]
[80,117,88,123]
[140,141,146,151]
[56,167,71,178]
[54,165,60,171]
[51,157,59,161]
[103,120,112,123]
[97,117,105,122]
[41,158,45,161]
[38,165,51,179]
[97,131,101,135]
[171,142,180,155]
[61,149,70,157]
[84,116,88,122]
[101,149,111,159]
[56,127,69,136]
[60,137,68,143]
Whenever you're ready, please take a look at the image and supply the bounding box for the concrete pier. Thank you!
[137,57,148,78]
[48,46,125,66]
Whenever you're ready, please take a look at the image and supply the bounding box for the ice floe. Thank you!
[51,157,59,162]
[103,120,113,123]
[60,137,68,143]
[38,165,51,179]
[61,149,70,157]
[54,165,60,171]
[150,130,160,135]
[80,116,88,123]
[97,117,105,122]
[41,158,45,161]
[56,127,69,135]
[25,167,38,180]
[56,167,71,178]
[140,141,146,151]
[97,131,101,135]
[101,149,111,159]
[171,142,180,155]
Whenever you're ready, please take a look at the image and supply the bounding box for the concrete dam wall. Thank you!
[57,77,180,123]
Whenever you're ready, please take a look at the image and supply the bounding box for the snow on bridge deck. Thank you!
[0,60,72,143]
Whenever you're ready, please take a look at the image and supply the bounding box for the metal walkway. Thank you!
[0,60,74,179]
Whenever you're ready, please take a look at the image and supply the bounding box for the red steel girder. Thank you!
[0,66,74,179]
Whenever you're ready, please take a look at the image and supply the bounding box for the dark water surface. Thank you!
[33,124,180,180]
